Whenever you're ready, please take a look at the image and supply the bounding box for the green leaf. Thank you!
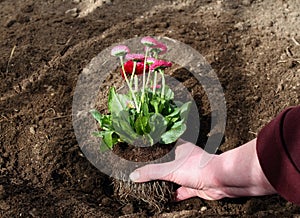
[160,122,187,144]
[90,109,102,123]
[108,87,125,115]
[148,113,168,144]
[102,131,118,149]
[112,110,139,144]
[164,85,174,100]
[101,114,113,130]
[92,131,105,137]
[150,99,159,113]
[158,99,166,113]
[100,140,111,152]
[92,131,118,152]
[160,100,176,116]
[142,133,154,147]
[141,102,149,117]
[179,101,192,122]
[166,107,180,119]
[116,93,131,109]
[134,115,150,135]
[160,101,192,144]
[90,109,113,130]
[165,112,180,126]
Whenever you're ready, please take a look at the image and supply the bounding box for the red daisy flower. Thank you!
[121,60,149,78]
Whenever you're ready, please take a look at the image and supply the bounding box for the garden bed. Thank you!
[0,0,300,217]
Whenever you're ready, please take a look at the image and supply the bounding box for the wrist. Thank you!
[208,139,276,198]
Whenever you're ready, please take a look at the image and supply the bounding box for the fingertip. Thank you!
[129,162,175,183]
[129,165,156,183]
[129,171,140,182]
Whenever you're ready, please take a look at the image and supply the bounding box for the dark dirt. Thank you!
[1,0,300,217]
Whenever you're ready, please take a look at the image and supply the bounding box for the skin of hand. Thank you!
[129,139,277,201]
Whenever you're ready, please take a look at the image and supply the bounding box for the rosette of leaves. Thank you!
[91,37,191,151]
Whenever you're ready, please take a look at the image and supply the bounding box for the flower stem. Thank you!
[129,61,137,88]
[134,75,138,92]
[152,70,157,95]
[120,57,139,112]
[145,67,152,90]
[141,48,149,103]
[159,69,165,98]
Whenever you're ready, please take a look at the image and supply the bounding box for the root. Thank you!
[113,172,173,213]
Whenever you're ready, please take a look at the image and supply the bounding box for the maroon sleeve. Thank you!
[257,106,300,205]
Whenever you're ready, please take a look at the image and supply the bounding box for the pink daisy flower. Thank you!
[141,36,159,47]
[125,53,145,61]
[146,57,157,65]
[150,43,168,55]
[150,60,172,71]
[111,45,130,57]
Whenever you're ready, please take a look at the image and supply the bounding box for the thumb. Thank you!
[175,186,222,201]
[175,186,199,201]
[129,161,175,183]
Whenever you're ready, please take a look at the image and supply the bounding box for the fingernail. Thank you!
[129,171,140,181]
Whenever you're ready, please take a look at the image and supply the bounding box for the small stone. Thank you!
[16,14,30,23]
[0,185,6,200]
[122,203,134,214]
[103,0,112,5]
[2,152,9,158]
[80,177,94,193]
[100,197,111,206]
[29,126,36,134]
[72,0,81,3]
[159,22,169,28]
[200,206,207,212]
[5,18,16,28]
[241,0,253,6]
[268,21,274,27]
[29,208,39,217]
[21,4,34,13]
[65,8,79,17]
[253,96,261,102]
[234,22,246,31]
[0,201,10,211]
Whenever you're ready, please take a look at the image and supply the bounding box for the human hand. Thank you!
[129,140,225,201]
[129,139,276,201]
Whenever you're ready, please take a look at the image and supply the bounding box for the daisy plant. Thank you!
[90,37,191,151]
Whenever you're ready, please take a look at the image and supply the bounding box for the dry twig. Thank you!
[291,36,300,46]
[6,45,17,74]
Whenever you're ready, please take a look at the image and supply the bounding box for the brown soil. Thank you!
[1,0,300,217]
